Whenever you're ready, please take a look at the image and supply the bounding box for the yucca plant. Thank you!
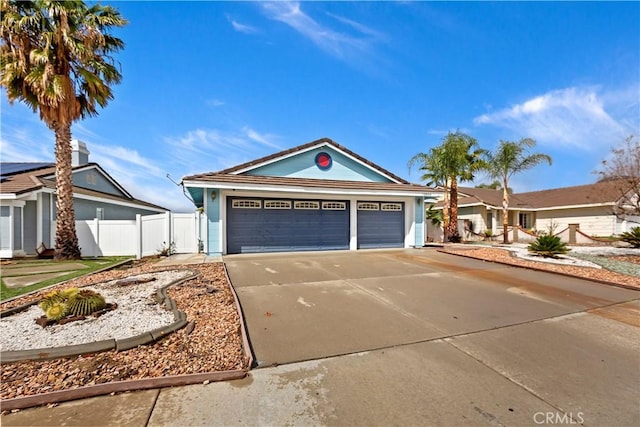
[620,226,640,248]
[528,234,570,258]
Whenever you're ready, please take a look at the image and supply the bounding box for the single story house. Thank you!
[182,137,428,255]
[0,141,167,258]
[427,179,638,242]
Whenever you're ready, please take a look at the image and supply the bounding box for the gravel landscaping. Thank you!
[0,271,192,351]
[441,245,640,290]
[0,262,247,402]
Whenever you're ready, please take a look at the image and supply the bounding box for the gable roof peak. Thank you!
[209,137,410,184]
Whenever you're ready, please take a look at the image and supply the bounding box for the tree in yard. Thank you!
[1,0,127,259]
[484,138,552,244]
[475,180,513,194]
[408,148,450,239]
[409,131,486,242]
[595,135,640,224]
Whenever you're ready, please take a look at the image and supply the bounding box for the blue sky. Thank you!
[2,1,639,212]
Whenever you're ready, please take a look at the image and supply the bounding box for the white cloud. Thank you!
[474,86,638,149]
[89,143,165,177]
[164,127,282,176]
[206,99,225,107]
[242,126,281,149]
[0,124,54,162]
[226,14,259,34]
[261,2,381,62]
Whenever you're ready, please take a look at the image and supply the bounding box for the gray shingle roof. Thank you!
[446,179,630,210]
[0,163,167,211]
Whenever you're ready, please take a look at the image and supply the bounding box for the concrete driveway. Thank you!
[3,248,639,426]
[211,248,639,426]
[226,249,638,366]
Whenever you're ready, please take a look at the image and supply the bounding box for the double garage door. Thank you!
[227,197,404,254]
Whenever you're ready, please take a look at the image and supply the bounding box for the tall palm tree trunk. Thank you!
[442,183,450,242]
[54,124,81,260]
[501,179,510,244]
[446,178,460,242]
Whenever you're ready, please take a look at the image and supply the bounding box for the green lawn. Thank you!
[0,256,132,302]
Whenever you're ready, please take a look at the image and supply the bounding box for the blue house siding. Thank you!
[72,198,160,220]
[206,188,222,255]
[72,169,126,197]
[0,206,9,251]
[42,193,51,247]
[24,201,37,254]
[246,147,394,183]
[414,197,424,247]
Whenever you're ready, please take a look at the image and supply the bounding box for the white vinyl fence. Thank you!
[53,212,204,258]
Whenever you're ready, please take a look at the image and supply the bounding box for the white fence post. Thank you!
[165,212,171,249]
[94,218,100,257]
[135,214,142,260]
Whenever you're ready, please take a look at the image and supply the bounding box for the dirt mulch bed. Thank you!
[0,262,247,401]
[440,247,640,290]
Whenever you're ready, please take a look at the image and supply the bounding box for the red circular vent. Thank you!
[315,152,332,170]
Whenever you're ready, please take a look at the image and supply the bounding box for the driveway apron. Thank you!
[224,249,638,367]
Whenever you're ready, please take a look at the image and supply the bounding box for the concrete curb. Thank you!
[438,249,640,292]
[0,369,247,411]
[223,262,255,370]
[0,269,199,363]
[0,264,252,411]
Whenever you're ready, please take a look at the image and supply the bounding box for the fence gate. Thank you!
[53,212,202,258]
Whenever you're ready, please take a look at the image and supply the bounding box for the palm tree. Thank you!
[484,138,552,244]
[408,148,450,238]
[409,131,486,242]
[1,0,127,259]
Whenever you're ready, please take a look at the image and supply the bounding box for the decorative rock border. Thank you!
[0,264,254,411]
[0,269,198,363]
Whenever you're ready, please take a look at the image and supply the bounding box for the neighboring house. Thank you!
[182,137,428,255]
[428,179,638,242]
[0,141,167,258]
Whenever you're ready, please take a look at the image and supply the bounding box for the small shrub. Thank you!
[483,229,493,237]
[620,226,640,248]
[158,241,177,257]
[528,234,570,258]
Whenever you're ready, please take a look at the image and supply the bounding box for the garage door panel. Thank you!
[227,198,349,254]
[357,202,404,249]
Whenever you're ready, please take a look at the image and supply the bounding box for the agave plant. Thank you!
[620,226,640,248]
[528,234,570,258]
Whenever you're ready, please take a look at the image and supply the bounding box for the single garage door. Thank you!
[357,201,404,249]
[227,197,350,254]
